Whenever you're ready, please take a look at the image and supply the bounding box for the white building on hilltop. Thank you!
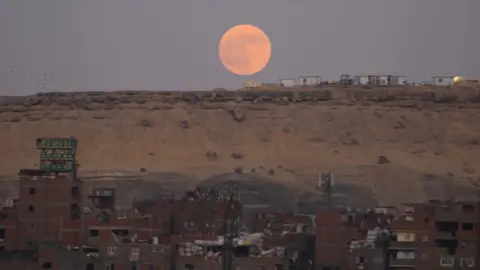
[297,76,323,86]
[353,75,407,86]
[279,78,295,87]
[432,76,454,86]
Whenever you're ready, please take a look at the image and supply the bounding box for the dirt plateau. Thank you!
[1,86,480,208]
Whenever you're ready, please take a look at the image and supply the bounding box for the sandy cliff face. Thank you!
[0,87,479,205]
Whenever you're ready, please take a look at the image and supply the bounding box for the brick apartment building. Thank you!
[0,153,313,270]
[1,137,479,270]
[315,201,480,270]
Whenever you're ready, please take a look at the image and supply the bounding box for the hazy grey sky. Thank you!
[1,0,479,95]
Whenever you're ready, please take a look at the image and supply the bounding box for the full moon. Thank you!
[218,24,271,76]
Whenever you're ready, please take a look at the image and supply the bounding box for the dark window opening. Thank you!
[185,264,194,270]
[131,266,137,270]
[42,262,53,269]
[71,186,79,198]
[436,221,458,236]
[28,223,35,230]
[0,228,4,251]
[86,263,94,270]
[28,205,35,212]
[462,204,474,212]
[29,188,36,195]
[105,264,115,270]
[462,223,473,231]
[275,265,283,270]
[424,217,429,224]
[233,245,250,257]
[89,230,99,237]
[347,215,354,226]
[70,204,81,220]
[357,256,366,263]
[436,239,458,255]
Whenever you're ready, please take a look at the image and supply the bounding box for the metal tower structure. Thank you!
[318,172,334,210]
[221,181,240,270]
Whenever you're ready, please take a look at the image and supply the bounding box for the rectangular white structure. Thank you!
[432,76,454,86]
[297,76,322,86]
[280,78,295,87]
[396,76,408,85]
[354,75,408,85]
[353,75,370,85]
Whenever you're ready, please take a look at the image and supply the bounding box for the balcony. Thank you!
[389,249,416,268]
[435,231,457,239]
[389,258,416,268]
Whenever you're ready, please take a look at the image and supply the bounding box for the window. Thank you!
[86,263,94,270]
[184,264,194,270]
[71,186,79,197]
[29,188,36,195]
[89,230,99,237]
[397,232,415,242]
[356,256,366,264]
[107,246,117,255]
[42,262,53,269]
[462,223,473,231]
[460,258,474,268]
[130,248,140,262]
[421,234,428,242]
[28,223,35,230]
[438,78,443,83]
[71,204,80,220]
[462,204,474,212]
[347,215,354,225]
[440,256,454,267]
[396,251,415,260]
[28,205,35,212]
[105,264,115,270]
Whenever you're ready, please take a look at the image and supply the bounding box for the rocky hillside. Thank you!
[1,86,480,206]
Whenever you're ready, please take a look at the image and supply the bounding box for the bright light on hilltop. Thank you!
[453,76,465,83]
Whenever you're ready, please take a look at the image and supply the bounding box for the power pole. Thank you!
[222,181,239,270]
[318,172,334,210]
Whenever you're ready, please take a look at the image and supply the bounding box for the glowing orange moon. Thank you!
[219,24,271,76]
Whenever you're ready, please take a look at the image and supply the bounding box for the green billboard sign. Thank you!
[36,137,78,172]
[36,137,78,149]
